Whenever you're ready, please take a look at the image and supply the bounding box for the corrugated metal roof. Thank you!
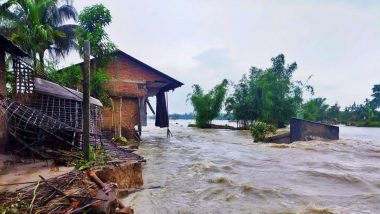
[34,78,103,107]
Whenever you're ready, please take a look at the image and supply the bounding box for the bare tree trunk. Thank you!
[82,41,91,160]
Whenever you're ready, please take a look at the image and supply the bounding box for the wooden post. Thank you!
[0,49,8,152]
[137,97,142,137]
[119,97,122,137]
[82,41,90,160]
[0,50,6,98]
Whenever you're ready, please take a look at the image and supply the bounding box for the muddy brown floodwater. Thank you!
[123,120,380,214]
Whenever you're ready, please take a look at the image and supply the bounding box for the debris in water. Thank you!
[269,144,291,148]
[240,184,254,192]
[301,204,335,214]
[207,177,232,185]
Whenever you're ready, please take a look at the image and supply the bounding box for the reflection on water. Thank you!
[123,120,380,214]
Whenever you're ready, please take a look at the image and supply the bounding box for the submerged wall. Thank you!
[290,118,339,142]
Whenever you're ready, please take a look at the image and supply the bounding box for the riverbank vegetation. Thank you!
[188,79,229,128]
[250,122,276,142]
[189,54,379,129]
[225,54,313,128]
[301,84,380,126]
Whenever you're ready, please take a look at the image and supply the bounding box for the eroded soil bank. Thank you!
[124,120,380,214]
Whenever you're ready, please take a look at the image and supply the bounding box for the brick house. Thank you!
[69,50,183,139]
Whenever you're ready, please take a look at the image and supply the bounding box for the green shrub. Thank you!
[349,121,380,127]
[188,79,229,128]
[112,136,128,145]
[250,121,276,142]
[73,145,112,170]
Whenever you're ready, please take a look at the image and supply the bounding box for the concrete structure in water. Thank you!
[290,118,339,142]
[267,118,339,143]
[63,50,184,139]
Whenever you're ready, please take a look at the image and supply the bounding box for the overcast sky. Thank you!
[62,0,380,114]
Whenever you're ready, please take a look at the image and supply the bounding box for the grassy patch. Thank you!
[348,121,380,127]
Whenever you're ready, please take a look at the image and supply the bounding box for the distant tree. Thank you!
[325,103,341,122]
[225,71,262,127]
[189,79,229,128]
[226,54,312,128]
[302,97,329,121]
[371,84,380,109]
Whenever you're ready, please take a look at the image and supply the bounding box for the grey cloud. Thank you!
[60,0,380,113]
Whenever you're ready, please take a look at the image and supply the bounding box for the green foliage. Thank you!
[325,103,341,123]
[0,0,78,71]
[0,192,27,214]
[112,136,128,145]
[250,121,276,142]
[73,146,112,170]
[48,65,82,89]
[76,4,116,64]
[74,4,116,106]
[348,120,380,127]
[299,84,380,126]
[371,84,380,109]
[189,79,229,128]
[301,97,329,121]
[90,69,111,106]
[48,65,111,106]
[226,54,313,128]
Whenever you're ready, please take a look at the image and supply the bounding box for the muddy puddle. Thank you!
[123,120,380,213]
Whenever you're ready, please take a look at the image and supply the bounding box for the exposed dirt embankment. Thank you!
[0,160,143,213]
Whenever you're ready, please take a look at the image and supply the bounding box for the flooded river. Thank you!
[123,120,380,213]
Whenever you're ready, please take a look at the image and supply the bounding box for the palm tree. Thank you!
[0,0,78,72]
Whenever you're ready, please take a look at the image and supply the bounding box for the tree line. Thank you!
[189,54,380,128]
[0,1,115,105]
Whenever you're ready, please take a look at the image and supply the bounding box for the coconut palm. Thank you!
[0,0,78,72]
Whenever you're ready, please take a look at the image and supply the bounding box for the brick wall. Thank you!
[105,55,167,97]
[103,97,140,139]
[102,54,168,138]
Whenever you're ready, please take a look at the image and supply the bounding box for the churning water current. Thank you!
[123,120,380,214]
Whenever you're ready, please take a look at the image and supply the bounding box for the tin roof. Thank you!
[34,78,103,107]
